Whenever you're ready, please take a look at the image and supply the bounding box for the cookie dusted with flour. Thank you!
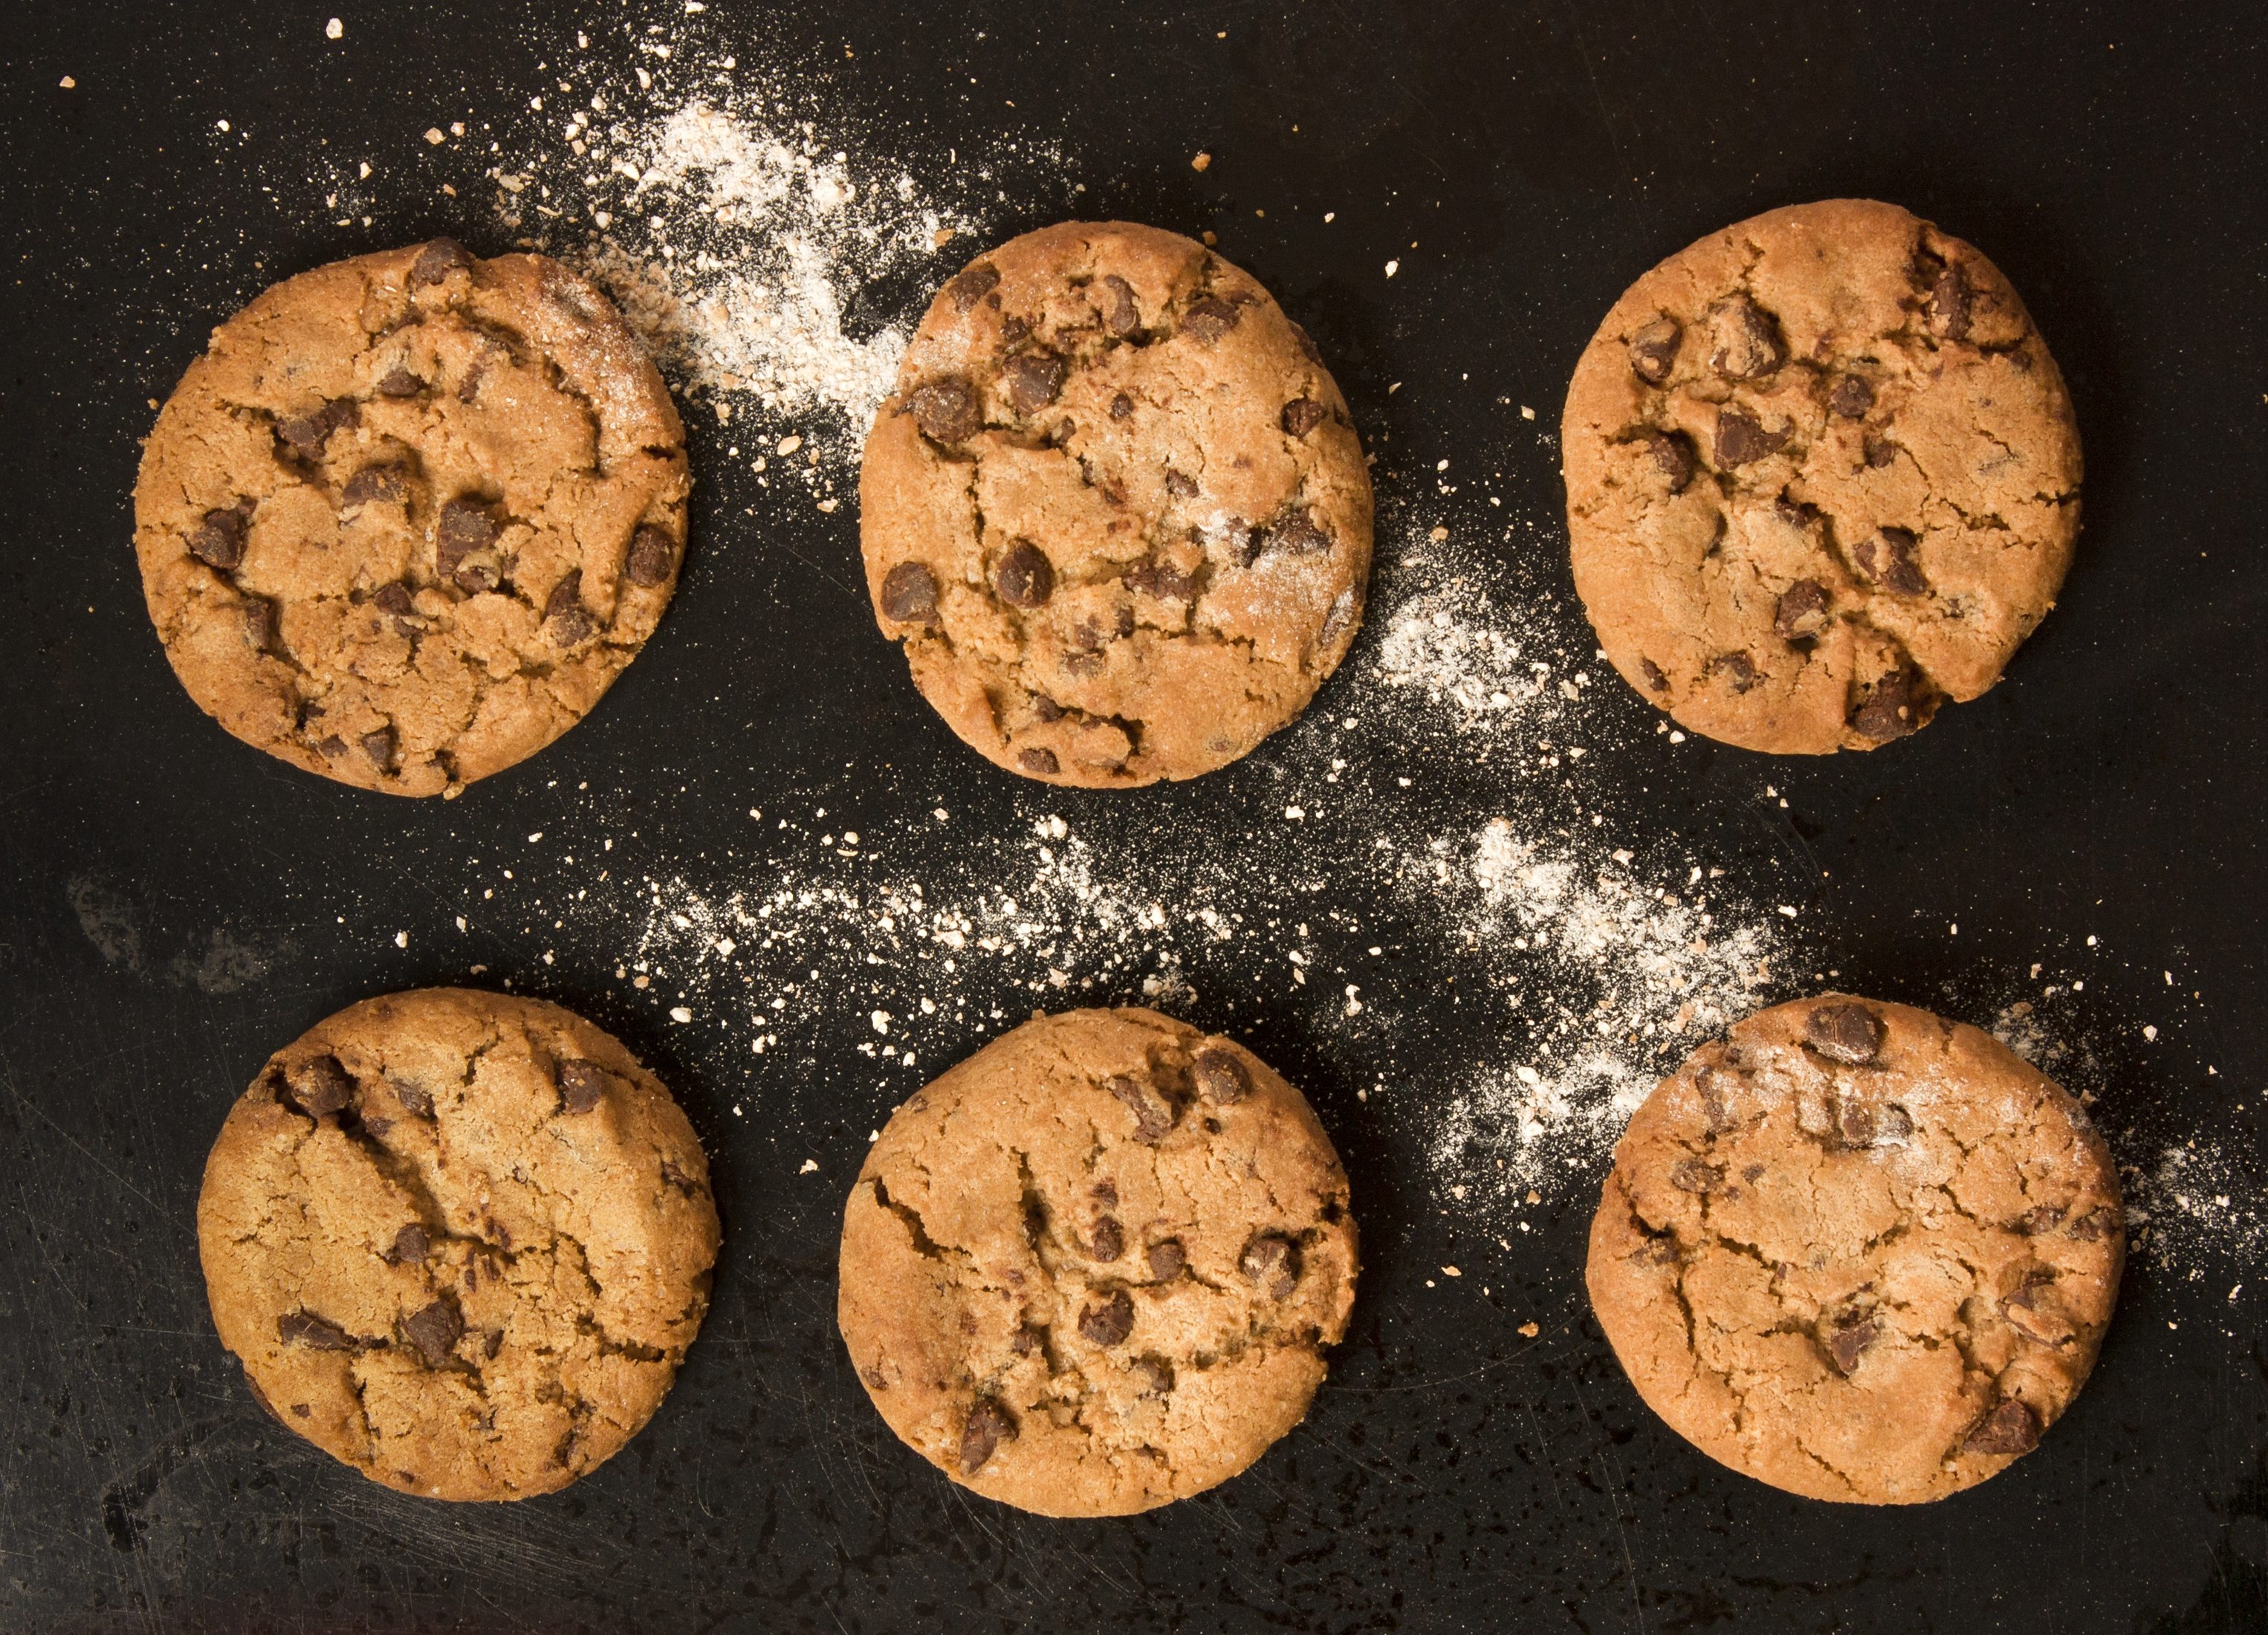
[860,221,1373,786]
[135,239,690,795]
[837,1007,1358,1515]
[1587,994,2122,1504]
[1563,201,2081,753]
[198,988,719,1500]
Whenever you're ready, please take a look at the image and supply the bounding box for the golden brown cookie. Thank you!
[859,221,1373,786]
[135,239,690,795]
[837,1007,1358,1515]
[1587,994,2122,1504]
[198,988,719,1501]
[1562,201,2081,753]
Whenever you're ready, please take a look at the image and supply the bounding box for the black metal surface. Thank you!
[4,1,2266,1629]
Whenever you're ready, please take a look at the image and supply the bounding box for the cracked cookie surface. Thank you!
[1587,994,2122,1504]
[197,988,719,1501]
[1562,200,2081,754]
[859,221,1373,786]
[136,239,690,795]
[837,1006,1358,1515]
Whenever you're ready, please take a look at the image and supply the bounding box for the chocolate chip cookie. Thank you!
[136,239,690,795]
[1563,201,2081,753]
[198,988,719,1500]
[1587,994,2122,1504]
[860,221,1373,786]
[837,1007,1358,1515]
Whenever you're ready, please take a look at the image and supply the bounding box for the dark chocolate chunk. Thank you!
[545,570,594,644]
[1851,667,1929,742]
[944,262,1001,313]
[278,1311,356,1351]
[1835,1098,1880,1148]
[188,504,250,570]
[1774,579,1832,641]
[1864,435,1899,470]
[371,582,415,618]
[1004,351,1069,415]
[624,524,679,588]
[376,366,425,398]
[1806,1003,1886,1065]
[1146,1238,1186,1281]
[411,238,476,285]
[1639,657,1670,692]
[1239,1231,1300,1300]
[1251,507,1332,559]
[1825,1313,1879,1375]
[435,497,500,580]
[1124,556,1196,603]
[1133,1357,1175,1396]
[1626,315,1681,384]
[1017,747,1060,776]
[392,1078,434,1118]
[1963,1399,2041,1457]
[1706,294,1786,379]
[959,1397,1016,1472]
[1829,375,1876,418]
[1669,1159,1724,1194]
[1928,262,1972,343]
[1088,1214,1124,1262]
[360,725,397,771]
[1077,1289,1135,1347]
[1106,1074,1179,1144]
[1281,397,1327,437]
[1192,1046,1251,1104]
[317,735,349,759]
[880,560,940,624]
[994,540,1054,607]
[1163,469,1199,499]
[1647,430,1696,492]
[1181,297,1240,342]
[390,1224,430,1265]
[907,375,982,445]
[1714,409,1792,467]
[242,596,285,657]
[999,314,1031,348]
[2020,1205,2067,1236]
[402,1298,464,1366]
[288,1055,355,1118]
[340,464,406,509]
[276,398,360,459]
[1854,526,1928,595]
[1318,586,1361,649]
[1101,273,1141,337]
[556,1060,607,1115]
[1109,391,1134,421]
[1711,652,1758,693]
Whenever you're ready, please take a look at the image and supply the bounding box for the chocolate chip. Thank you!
[1824,1313,1879,1375]
[1835,1098,1879,1148]
[1146,1238,1186,1281]
[1963,1399,2041,1457]
[545,570,594,645]
[1928,262,1972,343]
[557,1060,607,1115]
[1639,657,1670,692]
[1851,667,1930,742]
[1714,409,1791,467]
[1088,1214,1124,1262]
[402,1298,464,1366]
[188,505,250,570]
[1669,1159,1724,1194]
[624,524,679,588]
[1251,508,1332,559]
[1004,351,1069,415]
[1854,526,1928,595]
[1319,586,1361,650]
[1697,1069,1734,1133]
[880,560,939,624]
[999,315,1031,348]
[1030,694,1066,723]
[1163,469,1199,499]
[1124,557,1196,603]
[1107,1074,1179,1144]
[1806,1003,1886,1065]
[343,465,407,509]
[1829,375,1876,418]
[360,725,396,771]
[2065,1208,2114,1243]
[1281,398,1327,437]
[435,498,499,579]
[1711,653,1758,693]
[1775,580,1832,641]
[276,398,360,461]
[1134,1357,1175,1396]
[376,366,424,398]
[959,1397,1016,1473]
[1239,1232,1300,1300]
[1078,1289,1135,1347]
[908,375,982,444]
[288,1055,354,1118]
[994,540,1053,607]
[1017,747,1060,776]
[2020,1205,2067,1236]
[1706,294,1786,379]
[1008,1324,1042,1358]
[411,238,476,285]
[1182,297,1240,342]
[392,1078,434,1118]
[278,1312,355,1350]
[1101,273,1141,337]
[1109,392,1134,421]
[390,1224,430,1265]
[1626,315,1681,384]
[1646,431,1696,492]
[1863,436,1899,470]
[1193,1046,1251,1104]
[945,262,1001,313]
[369,580,412,615]
[317,735,348,759]
[242,597,285,657]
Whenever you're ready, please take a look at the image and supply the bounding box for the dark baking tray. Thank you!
[3,1,2264,1629]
